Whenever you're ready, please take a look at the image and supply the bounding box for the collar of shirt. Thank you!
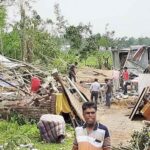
[82,122,98,131]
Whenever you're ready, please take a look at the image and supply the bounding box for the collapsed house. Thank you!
[112,45,150,75]
[112,45,150,93]
[112,46,150,121]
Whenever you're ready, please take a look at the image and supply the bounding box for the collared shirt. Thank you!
[90,82,101,92]
[73,122,111,150]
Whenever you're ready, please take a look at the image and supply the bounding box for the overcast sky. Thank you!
[8,0,150,37]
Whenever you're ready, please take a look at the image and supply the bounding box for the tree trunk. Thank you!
[26,38,33,63]
[20,0,26,61]
[0,29,3,55]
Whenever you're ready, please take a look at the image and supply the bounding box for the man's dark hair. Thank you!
[75,62,78,66]
[82,102,97,112]
[124,67,128,70]
[94,78,98,82]
[105,78,108,82]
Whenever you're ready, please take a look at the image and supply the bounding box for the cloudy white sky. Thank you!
[8,0,150,37]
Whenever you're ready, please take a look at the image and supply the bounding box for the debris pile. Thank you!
[0,55,86,126]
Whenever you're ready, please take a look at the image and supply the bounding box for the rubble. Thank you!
[0,55,88,126]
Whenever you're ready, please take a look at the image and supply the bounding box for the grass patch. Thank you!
[80,51,112,68]
[0,120,74,150]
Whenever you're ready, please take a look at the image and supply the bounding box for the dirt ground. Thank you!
[77,67,113,83]
[76,67,144,147]
[97,104,143,147]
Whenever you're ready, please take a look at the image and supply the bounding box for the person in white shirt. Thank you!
[90,78,100,105]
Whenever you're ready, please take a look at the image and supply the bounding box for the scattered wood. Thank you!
[0,77,31,95]
[93,71,107,77]
[129,86,150,120]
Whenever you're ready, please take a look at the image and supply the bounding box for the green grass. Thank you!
[0,120,74,150]
[80,51,112,68]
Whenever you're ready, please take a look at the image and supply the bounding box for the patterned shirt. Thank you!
[73,122,111,150]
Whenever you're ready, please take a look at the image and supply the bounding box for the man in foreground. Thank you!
[72,102,111,150]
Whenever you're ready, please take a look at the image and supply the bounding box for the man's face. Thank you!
[83,107,96,125]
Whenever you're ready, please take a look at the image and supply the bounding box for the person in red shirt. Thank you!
[122,67,129,95]
[31,76,41,93]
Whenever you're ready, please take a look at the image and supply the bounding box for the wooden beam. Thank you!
[66,77,87,102]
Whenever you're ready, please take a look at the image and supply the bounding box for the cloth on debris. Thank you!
[31,76,41,92]
[55,93,72,115]
[37,114,65,143]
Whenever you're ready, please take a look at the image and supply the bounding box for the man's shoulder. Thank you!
[98,123,110,138]
[98,123,109,131]
[93,82,100,86]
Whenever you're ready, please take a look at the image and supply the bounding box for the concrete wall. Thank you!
[138,74,150,95]
[137,50,148,68]
[112,51,120,69]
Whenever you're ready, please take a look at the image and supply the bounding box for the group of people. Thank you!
[68,62,113,108]
[68,63,111,149]
[90,78,112,108]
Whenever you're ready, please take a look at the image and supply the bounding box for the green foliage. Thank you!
[64,25,82,49]
[0,121,74,150]
[113,126,150,150]
[115,36,150,49]
[0,6,6,28]
[3,27,21,59]
[9,111,37,125]
[80,51,112,69]
[2,135,32,150]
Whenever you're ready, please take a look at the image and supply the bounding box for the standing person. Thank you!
[122,67,129,95]
[104,79,112,108]
[68,62,78,82]
[72,102,111,150]
[90,79,101,105]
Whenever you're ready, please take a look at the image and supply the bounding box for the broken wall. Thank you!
[138,74,150,95]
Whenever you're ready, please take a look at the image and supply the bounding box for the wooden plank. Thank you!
[66,77,87,102]
[129,87,149,120]
[51,73,84,121]
[63,85,84,121]
[141,102,150,120]
[75,83,91,101]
